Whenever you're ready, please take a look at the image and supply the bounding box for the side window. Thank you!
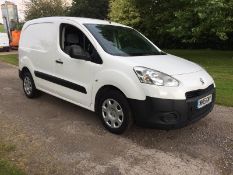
[60,23,102,64]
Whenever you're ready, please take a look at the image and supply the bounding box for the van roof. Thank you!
[24,17,127,27]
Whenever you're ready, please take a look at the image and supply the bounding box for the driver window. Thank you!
[60,23,102,64]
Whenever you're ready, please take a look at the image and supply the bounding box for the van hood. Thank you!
[124,54,203,75]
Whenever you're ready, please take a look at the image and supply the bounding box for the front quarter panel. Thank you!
[91,68,146,109]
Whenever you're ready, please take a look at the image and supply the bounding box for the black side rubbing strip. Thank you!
[34,71,87,94]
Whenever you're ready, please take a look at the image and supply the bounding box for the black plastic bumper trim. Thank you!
[128,87,216,129]
[34,71,87,94]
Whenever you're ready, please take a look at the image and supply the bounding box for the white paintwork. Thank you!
[0,33,9,48]
[19,17,215,112]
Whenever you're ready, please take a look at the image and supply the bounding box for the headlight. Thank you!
[134,67,179,87]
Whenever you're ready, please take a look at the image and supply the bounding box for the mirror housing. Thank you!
[69,45,90,61]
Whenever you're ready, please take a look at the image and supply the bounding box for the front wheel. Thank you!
[97,90,133,134]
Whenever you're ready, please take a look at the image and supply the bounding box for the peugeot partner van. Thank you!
[19,17,215,134]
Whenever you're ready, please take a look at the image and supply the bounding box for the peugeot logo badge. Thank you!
[200,78,205,85]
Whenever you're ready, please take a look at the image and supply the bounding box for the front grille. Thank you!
[185,84,214,99]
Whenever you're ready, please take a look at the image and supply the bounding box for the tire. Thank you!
[97,90,133,134]
[22,71,39,98]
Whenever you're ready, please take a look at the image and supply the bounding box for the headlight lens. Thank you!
[134,67,179,87]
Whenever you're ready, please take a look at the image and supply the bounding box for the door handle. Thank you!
[55,59,63,64]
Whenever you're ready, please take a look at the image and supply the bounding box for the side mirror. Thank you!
[69,45,90,61]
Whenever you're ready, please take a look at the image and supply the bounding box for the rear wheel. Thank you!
[97,90,133,134]
[22,71,39,98]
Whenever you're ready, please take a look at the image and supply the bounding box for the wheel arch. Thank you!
[19,66,32,80]
[94,85,126,112]
[21,67,31,75]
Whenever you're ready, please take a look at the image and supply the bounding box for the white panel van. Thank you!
[0,33,10,52]
[19,17,215,134]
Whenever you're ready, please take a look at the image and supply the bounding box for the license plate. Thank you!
[197,94,212,109]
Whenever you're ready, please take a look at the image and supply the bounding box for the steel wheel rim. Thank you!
[102,99,124,129]
[24,76,32,95]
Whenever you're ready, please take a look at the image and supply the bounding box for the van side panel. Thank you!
[19,22,57,93]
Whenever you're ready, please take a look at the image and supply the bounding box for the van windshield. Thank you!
[84,24,164,56]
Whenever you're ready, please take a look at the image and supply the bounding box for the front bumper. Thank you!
[0,46,10,50]
[128,84,215,129]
